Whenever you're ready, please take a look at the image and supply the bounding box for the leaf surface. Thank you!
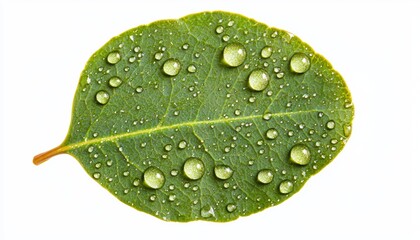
[34,11,354,222]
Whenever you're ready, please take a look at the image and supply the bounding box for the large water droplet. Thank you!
[107,51,121,64]
[290,53,311,73]
[222,42,246,67]
[214,165,233,180]
[248,69,270,91]
[95,91,110,105]
[200,205,215,218]
[109,76,122,88]
[290,144,311,165]
[266,128,278,140]
[257,169,274,184]
[143,167,165,189]
[279,180,294,194]
[260,46,273,58]
[162,58,181,76]
[183,157,205,180]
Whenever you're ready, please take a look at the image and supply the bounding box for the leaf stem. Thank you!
[33,145,66,165]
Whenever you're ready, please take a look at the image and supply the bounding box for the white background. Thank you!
[1,0,419,239]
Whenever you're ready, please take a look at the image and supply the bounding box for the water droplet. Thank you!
[183,157,205,180]
[326,120,335,130]
[95,90,110,105]
[168,194,176,202]
[234,109,241,116]
[257,169,274,184]
[344,124,352,137]
[135,87,143,93]
[187,64,196,73]
[215,25,224,34]
[261,46,273,58]
[222,35,230,42]
[248,96,256,103]
[108,76,122,88]
[164,144,173,152]
[107,51,121,64]
[178,140,187,149]
[162,58,181,76]
[200,205,215,218]
[263,112,272,120]
[123,171,129,177]
[149,195,157,202]
[93,172,101,179]
[290,144,311,165]
[276,72,284,79]
[133,178,141,187]
[106,160,113,166]
[143,167,165,189]
[248,69,270,91]
[182,43,189,50]
[87,146,94,153]
[290,52,311,73]
[154,52,164,60]
[226,204,237,213]
[279,180,294,194]
[95,163,101,169]
[170,170,178,176]
[266,128,278,140]
[214,165,233,180]
[222,42,246,67]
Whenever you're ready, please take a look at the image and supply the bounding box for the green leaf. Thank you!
[34,11,354,222]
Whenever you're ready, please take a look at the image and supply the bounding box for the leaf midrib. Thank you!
[64,108,339,152]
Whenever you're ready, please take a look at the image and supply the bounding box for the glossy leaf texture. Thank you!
[34,11,354,222]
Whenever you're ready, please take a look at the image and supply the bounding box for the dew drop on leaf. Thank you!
[266,128,279,140]
[108,76,122,88]
[326,120,335,130]
[222,42,246,67]
[95,90,110,105]
[344,124,352,137]
[257,169,274,184]
[200,205,215,218]
[290,144,311,165]
[107,51,121,64]
[290,52,311,73]
[178,140,187,149]
[279,180,294,194]
[248,69,270,91]
[143,166,165,189]
[183,157,205,180]
[226,204,237,213]
[260,46,273,58]
[162,58,181,76]
[214,165,233,180]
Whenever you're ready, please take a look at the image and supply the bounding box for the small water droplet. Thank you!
[226,204,237,213]
[222,35,230,42]
[200,205,215,218]
[168,194,176,202]
[257,169,274,184]
[149,195,157,202]
[93,172,101,179]
[187,64,197,73]
[95,90,110,105]
[234,109,241,116]
[263,112,272,121]
[143,167,165,189]
[95,163,101,169]
[276,72,285,79]
[87,146,94,153]
[279,180,294,194]
[123,171,129,177]
[344,124,352,137]
[183,157,205,180]
[222,42,246,67]
[266,128,278,140]
[290,52,311,73]
[215,25,224,34]
[290,144,311,165]
[214,165,233,180]
[164,144,173,152]
[326,120,335,130]
[107,51,121,64]
[178,140,187,149]
[182,43,189,50]
[162,58,181,76]
[257,140,264,146]
[248,96,256,103]
[261,46,273,58]
[109,76,122,88]
[106,160,113,166]
[133,178,141,187]
[136,87,144,93]
[154,52,164,60]
[170,170,178,176]
[248,69,270,91]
